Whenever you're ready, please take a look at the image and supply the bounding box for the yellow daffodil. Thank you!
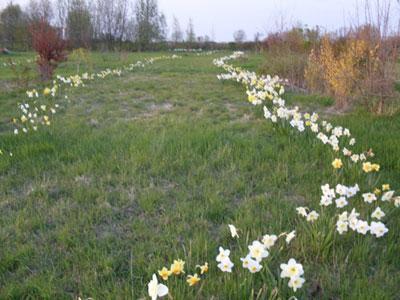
[170,259,185,275]
[43,87,51,96]
[362,162,372,172]
[374,188,381,195]
[248,94,257,103]
[186,274,201,286]
[372,164,380,172]
[332,158,343,169]
[382,184,390,191]
[158,267,172,281]
[197,262,208,274]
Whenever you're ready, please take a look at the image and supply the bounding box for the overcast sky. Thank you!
[1,0,399,41]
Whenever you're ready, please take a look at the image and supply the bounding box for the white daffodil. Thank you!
[288,276,306,292]
[240,254,253,269]
[247,259,263,273]
[394,196,400,207]
[262,234,278,249]
[306,211,319,223]
[248,240,269,262]
[371,207,385,220]
[286,231,296,244]
[217,257,234,273]
[320,195,333,206]
[228,224,239,238]
[355,220,369,235]
[381,191,394,201]
[336,220,348,234]
[370,221,388,238]
[148,274,168,300]
[296,207,308,217]
[216,247,230,262]
[335,184,348,196]
[280,258,304,279]
[335,197,348,208]
[362,193,377,204]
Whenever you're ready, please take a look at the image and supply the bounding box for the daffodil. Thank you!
[228,224,239,238]
[285,230,296,244]
[306,211,319,223]
[248,240,269,262]
[371,207,385,220]
[370,221,388,237]
[158,267,172,281]
[335,197,348,208]
[217,257,234,273]
[288,276,305,292]
[374,188,381,195]
[381,191,394,201]
[280,258,304,279]
[296,207,308,217]
[332,158,343,169]
[196,262,208,274]
[262,234,277,249]
[362,193,377,204]
[148,274,168,300]
[382,184,390,191]
[240,254,252,269]
[186,274,201,286]
[336,220,348,234]
[362,162,373,172]
[170,259,185,275]
[247,259,262,273]
[216,247,230,262]
[43,87,51,96]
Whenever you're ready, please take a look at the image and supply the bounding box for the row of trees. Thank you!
[0,0,219,51]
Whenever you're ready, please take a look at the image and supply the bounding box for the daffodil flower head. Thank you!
[158,267,172,281]
[148,274,168,300]
[170,259,185,275]
[186,274,201,286]
[280,258,304,279]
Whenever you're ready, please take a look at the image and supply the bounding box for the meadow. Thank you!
[0,51,399,299]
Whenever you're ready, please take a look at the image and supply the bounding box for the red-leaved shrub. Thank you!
[30,19,67,80]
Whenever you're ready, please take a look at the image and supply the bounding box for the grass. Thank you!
[0,51,399,299]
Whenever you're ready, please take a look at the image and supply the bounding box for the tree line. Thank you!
[0,0,241,51]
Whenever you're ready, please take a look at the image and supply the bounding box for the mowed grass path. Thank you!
[0,52,399,299]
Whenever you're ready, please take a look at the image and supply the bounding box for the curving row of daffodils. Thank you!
[1,57,35,68]
[11,54,181,136]
[213,51,398,236]
[0,54,181,159]
[145,51,398,299]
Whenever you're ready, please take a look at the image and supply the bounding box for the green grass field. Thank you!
[0,51,399,299]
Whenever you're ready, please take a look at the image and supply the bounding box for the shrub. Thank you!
[305,27,399,112]
[261,27,320,89]
[30,19,67,80]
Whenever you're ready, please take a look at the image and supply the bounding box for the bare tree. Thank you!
[186,18,195,44]
[134,0,165,50]
[26,0,53,24]
[171,16,182,43]
[54,0,70,38]
[66,0,92,48]
[233,29,246,43]
[0,3,28,50]
[93,0,129,49]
